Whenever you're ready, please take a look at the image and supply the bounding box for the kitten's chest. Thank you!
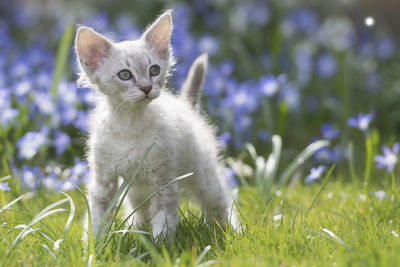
[94,120,171,179]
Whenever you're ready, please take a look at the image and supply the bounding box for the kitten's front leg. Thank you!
[148,181,179,240]
[83,172,118,243]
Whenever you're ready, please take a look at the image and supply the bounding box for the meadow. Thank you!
[1,0,400,266]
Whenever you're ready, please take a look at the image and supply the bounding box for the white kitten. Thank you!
[75,11,239,241]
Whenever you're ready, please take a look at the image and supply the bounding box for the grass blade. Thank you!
[264,135,282,187]
[74,185,95,262]
[0,194,25,214]
[303,164,335,221]
[60,191,76,237]
[50,23,74,102]
[278,140,330,187]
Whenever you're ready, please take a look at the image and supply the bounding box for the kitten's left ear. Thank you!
[142,11,172,58]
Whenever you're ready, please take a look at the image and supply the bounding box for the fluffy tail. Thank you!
[180,54,208,110]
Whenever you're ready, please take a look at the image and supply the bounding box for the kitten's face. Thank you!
[75,12,172,105]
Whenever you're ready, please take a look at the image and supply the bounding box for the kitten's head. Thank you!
[75,11,173,105]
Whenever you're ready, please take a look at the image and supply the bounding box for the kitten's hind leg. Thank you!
[190,166,240,230]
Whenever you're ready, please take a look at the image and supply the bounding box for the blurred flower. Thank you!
[374,143,399,173]
[318,17,355,51]
[305,165,326,184]
[320,124,340,140]
[280,83,300,111]
[259,75,279,97]
[15,165,41,190]
[14,79,32,97]
[316,52,337,78]
[83,12,109,32]
[376,36,395,60]
[374,190,387,201]
[282,8,318,37]
[53,131,71,155]
[348,112,374,131]
[34,92,54,115]
[365,72,380,92]
[42,173,62,191]
[258,129,270,142]
[225,167,238,187]
[198,34,219,56]
[295,42,313,85]
[0,108,19,128]
[226,82,258,113]
[73,111,89,132]
[0,182,10,191]
[315,147,340,163]
[219,132,232,147]
[17,128,49,159]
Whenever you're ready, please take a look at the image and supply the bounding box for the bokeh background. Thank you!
[1,0,399,191]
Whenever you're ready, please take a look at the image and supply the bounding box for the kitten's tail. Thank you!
[180,53,208,110]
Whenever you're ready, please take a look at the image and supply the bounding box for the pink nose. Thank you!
[139,85,152,94]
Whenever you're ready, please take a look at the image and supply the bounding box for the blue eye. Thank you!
[118,70,132,80]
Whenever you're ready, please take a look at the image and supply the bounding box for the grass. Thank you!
[1,176,400,267]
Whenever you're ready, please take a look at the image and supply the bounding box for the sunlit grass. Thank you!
[1,176,400,266]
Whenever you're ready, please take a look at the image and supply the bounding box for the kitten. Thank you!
[75,10,239,241]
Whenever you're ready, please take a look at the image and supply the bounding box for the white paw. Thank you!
[151,211,169,239]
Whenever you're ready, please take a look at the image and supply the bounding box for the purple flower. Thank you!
[14,165,42,190]
[42,173,62,191]
[17,128,49,159]
[314,147,340,163]
[225,167,239,187]
[280,83,300,111]
[259,75,279,97]
[348,112,374,131]
[219,132,232,147]
[305,165,326,184]
[53,131,71,155]
[320,124,340,140]
[0,108,19,128]
[0,182,10,191]
[374,143,399,173]
[198,34,219,56]
[316,52,337,79]
[376,36,395,60]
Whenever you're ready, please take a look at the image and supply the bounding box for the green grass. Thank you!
[1,177,400,267]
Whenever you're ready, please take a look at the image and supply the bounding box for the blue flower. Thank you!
[17,128,49,159]
[320,124,340,140]
[225,167,239,187]
[0,182,10,191]
[0,108,19,128]
[198,34,219,56]
[53,131,71,155]
[42,173,62,191]
[14,165,42,190]
[316,52,337,78]
[280,83,300,111]
[305,165,326,184]
[314,147,340,163]
[374,143,399,173]
[348,112,374,131]
[376,36,395,60]
[259,75,279,97]
[226,82,258,113]
[219,132,232,147]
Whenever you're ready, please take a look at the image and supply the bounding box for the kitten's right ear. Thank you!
[75,26,112,72]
